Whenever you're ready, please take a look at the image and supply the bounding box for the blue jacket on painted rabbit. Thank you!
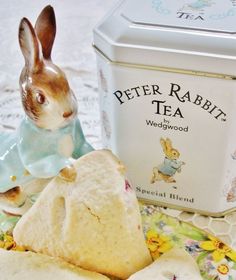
[158,157,183,177]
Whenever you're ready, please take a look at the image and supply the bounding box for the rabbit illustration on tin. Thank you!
[151,138,185,184]
[0,6,93,214]
[231,150,236,160]
[227,178,236,203]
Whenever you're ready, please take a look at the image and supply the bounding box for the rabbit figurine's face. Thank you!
[20,61,77,130]
[19,6,77,130]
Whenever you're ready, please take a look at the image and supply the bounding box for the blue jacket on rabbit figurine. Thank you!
[0,117,93,193]
[0,6,93,214]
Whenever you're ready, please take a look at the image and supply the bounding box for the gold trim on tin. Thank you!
[23,169,30,176]
[10,175,17,182]
[138,198,236,218]
[93,45,236,81]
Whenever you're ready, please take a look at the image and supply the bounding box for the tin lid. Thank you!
[94,0,236,76]
[123,0,236,34]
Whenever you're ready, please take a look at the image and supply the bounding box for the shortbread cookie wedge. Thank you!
[0,249,110,280]
[13,150,152,279]
[128,247,202,280]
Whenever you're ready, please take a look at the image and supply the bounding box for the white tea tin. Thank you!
[93,0,236,216]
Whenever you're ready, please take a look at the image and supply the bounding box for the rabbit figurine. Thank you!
[151,138,185,184]
[0,6,93,214]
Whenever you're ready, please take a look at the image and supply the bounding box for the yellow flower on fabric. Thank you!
[200,235,236,262]
[0,234,25,251]
[11,242,25,252]
[146,229,172,259]
[217,263,229,275]
[0,234,15,250]
[208,259,234,280]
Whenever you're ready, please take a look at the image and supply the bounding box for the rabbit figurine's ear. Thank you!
[35,5,56,60]
[19,18,42,72]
